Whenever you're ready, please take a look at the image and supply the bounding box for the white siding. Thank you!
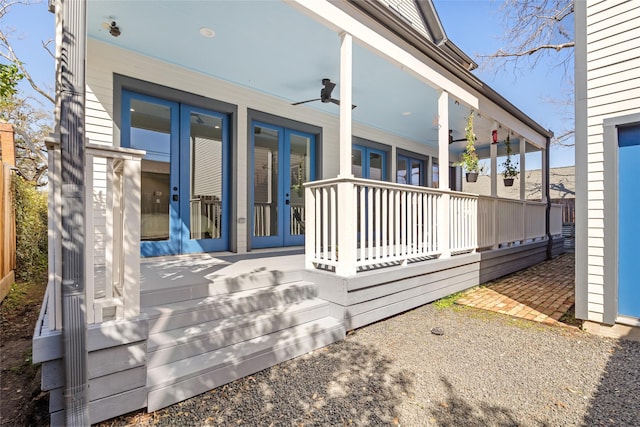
[583,0,640,321]
[375,0,432,41]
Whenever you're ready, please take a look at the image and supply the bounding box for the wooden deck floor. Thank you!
[139,248,305,294]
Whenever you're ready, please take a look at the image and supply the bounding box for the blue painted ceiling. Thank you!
[87,0,511,154]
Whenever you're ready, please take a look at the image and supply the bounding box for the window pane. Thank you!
[130,99,171,241]
[397,158,408,184]
[410,159,422,186]
[369,152,383,180]
[189,112,223,240]
[352,148,363,178]
[254,126,279,237]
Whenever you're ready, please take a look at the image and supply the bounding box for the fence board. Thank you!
[0,163,16,302]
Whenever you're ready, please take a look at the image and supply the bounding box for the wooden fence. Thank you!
[0,163,16,302]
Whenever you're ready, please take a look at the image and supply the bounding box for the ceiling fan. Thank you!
[292,78,356,109]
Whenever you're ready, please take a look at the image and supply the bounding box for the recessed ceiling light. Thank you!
[402,111,412,116]
[214,125,220,129]
[199,27,216,38]
[130,108,135,112]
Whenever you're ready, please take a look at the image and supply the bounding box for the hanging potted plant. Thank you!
[501,134,519,186]
[458,111,482,182]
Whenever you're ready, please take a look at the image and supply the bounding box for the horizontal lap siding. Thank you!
[584,0,640,321]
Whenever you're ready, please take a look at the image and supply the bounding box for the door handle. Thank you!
[285,199,290,205]
[173,194,179,201]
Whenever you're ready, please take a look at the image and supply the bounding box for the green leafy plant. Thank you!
[13,175,48,281]
[501,134,519,179]
[458,111,482,174]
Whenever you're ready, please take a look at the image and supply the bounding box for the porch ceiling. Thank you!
[87,0,530,154]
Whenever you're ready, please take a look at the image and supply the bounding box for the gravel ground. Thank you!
[100,304,640,427]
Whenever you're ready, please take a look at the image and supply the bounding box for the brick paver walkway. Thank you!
[456,254,575,325]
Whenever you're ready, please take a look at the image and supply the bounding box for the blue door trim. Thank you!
[353,144,387,180]
[618,124,640,318]
[251,122,315,249]
[179,105,230,253]
[122,90,230,256]
[122,90,181,256]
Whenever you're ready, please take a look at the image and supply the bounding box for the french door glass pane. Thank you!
[289,133,311,236]
[411,159,422,186]
[352,148,363,178]
[253,126,279,237]
[130,99,172,241]
[397,158,408,184]
[189,112,223,240]
[369,152,383,180]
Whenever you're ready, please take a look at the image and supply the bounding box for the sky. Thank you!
[4,0,574,168]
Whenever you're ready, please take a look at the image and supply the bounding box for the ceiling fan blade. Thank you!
[330,98,357,109]
[292,98,321,106]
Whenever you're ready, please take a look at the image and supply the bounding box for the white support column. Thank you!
[438,91,449,191]
[437,91,451,258]
[490,141,498,197]
[540,141,548,203]
[336,32,357,276]
[490,139,499,247]
[122,157,141,318]
[338,32,353,179]
[236,106,248,253]
[520,137,526,201]
[390,146,397,183]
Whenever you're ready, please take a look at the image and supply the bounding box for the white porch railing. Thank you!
[477,196,548,249]
[45,141,144,329]
[85,144,144,324]
[306,178,558,276]
[305,178,478,274]
[550,203,563,237]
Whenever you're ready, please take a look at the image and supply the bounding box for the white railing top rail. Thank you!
[477,194,547,207]
[86,142,146,160]
[305,176,479,198]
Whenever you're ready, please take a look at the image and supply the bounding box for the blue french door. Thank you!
[122,91,229,256]
[352,145,387,180]
[251,122,315,248]
[618,124,640,318]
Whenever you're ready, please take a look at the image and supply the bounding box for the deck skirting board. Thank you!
[49,386,148,426]
[146,318,345,412]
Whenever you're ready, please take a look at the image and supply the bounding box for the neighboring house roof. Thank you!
[463,166,575,200]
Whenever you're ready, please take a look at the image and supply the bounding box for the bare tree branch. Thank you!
[481,42,575,59]
[0,30,55,104]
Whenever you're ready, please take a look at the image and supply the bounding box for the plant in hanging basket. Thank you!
[456,110,483,182]
[501,134,519,186]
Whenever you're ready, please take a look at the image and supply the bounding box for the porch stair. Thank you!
[143,278,345,412]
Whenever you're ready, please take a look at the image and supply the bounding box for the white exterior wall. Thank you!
[577,0,640,323]
[85,38,438,254]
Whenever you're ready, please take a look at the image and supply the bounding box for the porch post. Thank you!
[541,142,548,203]
[57,0,90,424]
[519,137,526,201]
[338,32,353,179]
[520,137,527,243]
[490,139,497,197]
[336,32,356,276]
[437,91,451,258]
[490,137,499,248]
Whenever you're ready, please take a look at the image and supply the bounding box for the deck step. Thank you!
[146,298,331,368]
[146,316,345,412]
[141,268,305,307]
[145,281,318,334]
